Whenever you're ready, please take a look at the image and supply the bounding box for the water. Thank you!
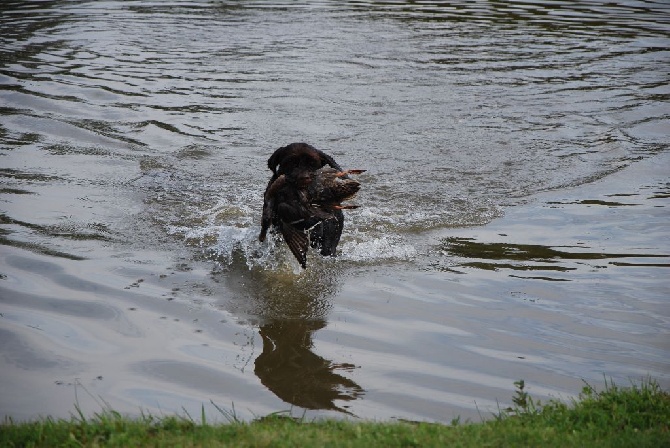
[1,0,668,422]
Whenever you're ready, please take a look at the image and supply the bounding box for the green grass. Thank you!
[2,379,669,447]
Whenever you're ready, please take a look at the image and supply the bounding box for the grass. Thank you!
[2,378,669,447]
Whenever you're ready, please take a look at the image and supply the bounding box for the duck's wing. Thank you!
[280,222,309,268]
[259,175,287,242]
[330,179,361,202]
[263,174,287,201]
[309,168,364,204]
[313,179,361,204]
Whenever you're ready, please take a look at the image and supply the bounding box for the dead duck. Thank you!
[259,144,364,268]
[260,167,364,268]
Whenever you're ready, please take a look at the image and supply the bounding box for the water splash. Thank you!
[340,234,418,263]
[168,219,421,271]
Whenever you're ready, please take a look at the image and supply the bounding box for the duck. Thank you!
[259,143,364,268]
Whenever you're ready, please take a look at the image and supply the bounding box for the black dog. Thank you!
[259,143,363,268]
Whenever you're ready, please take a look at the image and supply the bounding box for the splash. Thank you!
[210,225,283,270]
[168,218,420,271]
[340,234,418,263]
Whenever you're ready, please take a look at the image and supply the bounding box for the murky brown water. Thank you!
[1,0,669,422]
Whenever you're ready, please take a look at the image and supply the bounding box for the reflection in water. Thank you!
[217,241,343,320]
[214,247,364,413]
[255,318,363,414]
[441,236,670,276]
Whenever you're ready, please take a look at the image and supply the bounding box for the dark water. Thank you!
[1,0,669,422]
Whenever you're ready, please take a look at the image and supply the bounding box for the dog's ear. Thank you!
[267,148,280,174]
[315,148,343,171]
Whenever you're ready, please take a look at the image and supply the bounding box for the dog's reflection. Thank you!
[255,318,364,414]
[216,245,363,413]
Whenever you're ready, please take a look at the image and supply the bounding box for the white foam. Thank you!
[340,235,417,262]
[211,225,279,269]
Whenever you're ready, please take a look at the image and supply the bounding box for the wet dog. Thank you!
[259,143,363,268]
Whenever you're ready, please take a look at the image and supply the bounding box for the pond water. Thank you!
[1,0,668,422]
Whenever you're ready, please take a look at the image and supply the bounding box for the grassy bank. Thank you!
[2,379,669,447]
